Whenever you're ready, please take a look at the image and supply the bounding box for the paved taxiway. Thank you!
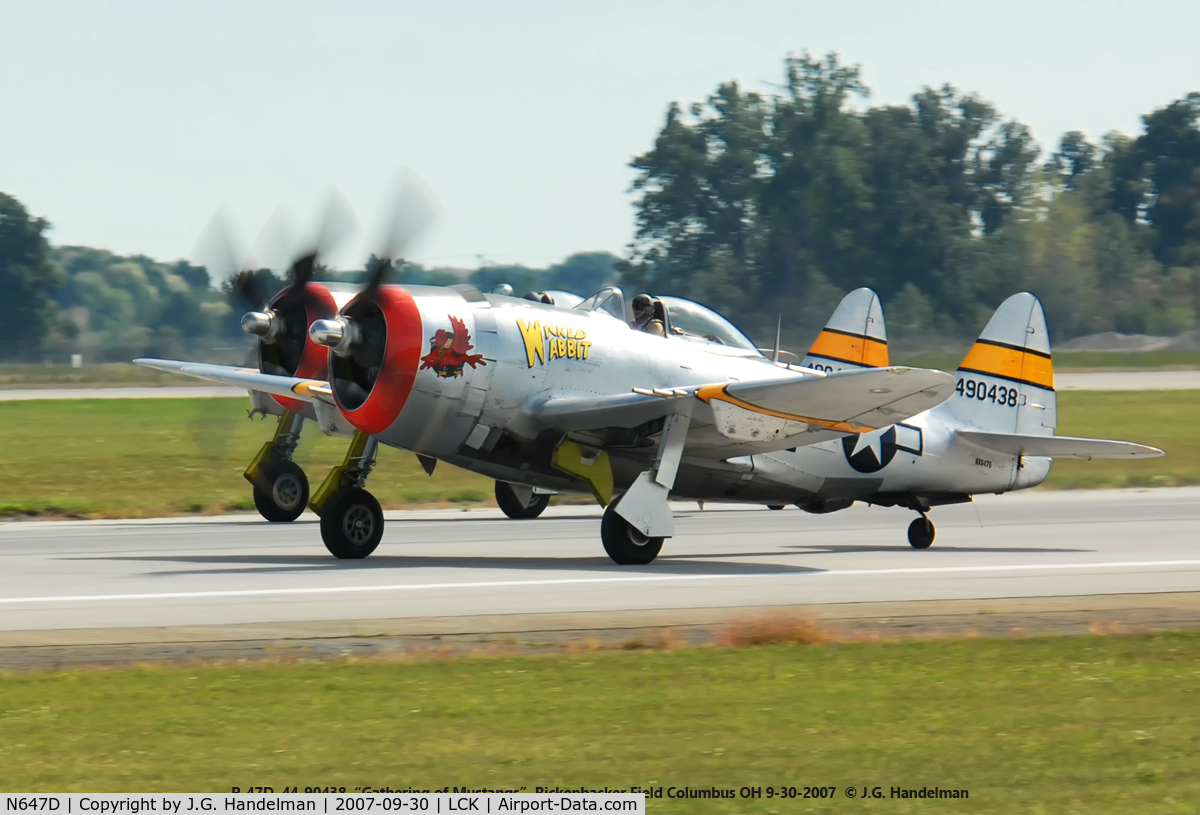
[1,489,1196,638]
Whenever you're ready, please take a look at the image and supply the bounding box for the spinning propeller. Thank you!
[236,192,357,345]
[309,173,440,360]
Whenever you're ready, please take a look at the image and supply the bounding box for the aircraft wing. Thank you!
[703,366,954,432]
[537,366,955,457]
[134,358,334,404]
[536,390,688,431]
[957,430,1164,460]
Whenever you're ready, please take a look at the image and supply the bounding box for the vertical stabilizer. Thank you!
[943,292,1056,435]
[802,287,888,372]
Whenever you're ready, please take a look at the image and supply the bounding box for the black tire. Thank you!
[767,504,785,511]
[907,516,935,549]
[320,487,384,559]
[601,502,664,565]
[252,460,309,523]
[495,481,550,519]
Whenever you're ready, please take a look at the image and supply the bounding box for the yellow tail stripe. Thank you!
[808,331,889,368]
[959,342,1054,390]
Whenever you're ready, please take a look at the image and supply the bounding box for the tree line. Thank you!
[621,53,1199,345]
[0,190,620,361]
[1,51,1197,359]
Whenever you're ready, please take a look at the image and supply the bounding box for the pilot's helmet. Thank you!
[632,294,654,322]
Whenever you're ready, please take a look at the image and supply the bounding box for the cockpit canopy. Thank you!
[575,286,762,356]
[656,296,759,353]
[573,286,627,322]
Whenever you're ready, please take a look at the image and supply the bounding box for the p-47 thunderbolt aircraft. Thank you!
[139,239,1160,562]
[138,248,960,562]
[742,288,1163,548]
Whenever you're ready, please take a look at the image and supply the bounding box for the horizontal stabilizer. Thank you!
[957,430,1164,460]
[134,358,333,404]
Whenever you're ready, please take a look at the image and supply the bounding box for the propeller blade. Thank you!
[314,188,359,260]
[231,270,277,315]
[380,170,440,262]
[276,191,360,311]
[359,170,441,303]
[360,254,394,303]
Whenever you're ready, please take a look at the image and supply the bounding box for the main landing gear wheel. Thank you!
[601,502,664,565]
[767,504,785,511]
[320,487,384,559]
[252,460,310,523]
[495,481,550,519]
[908,516,936,549]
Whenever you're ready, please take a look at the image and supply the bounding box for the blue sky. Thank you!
[2,0,1197,275]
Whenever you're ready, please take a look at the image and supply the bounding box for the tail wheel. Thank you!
[320,487,384,559]
[495,481,550,519]
[252,460,309,523]
[601,502,664,565]
[907,516,935,549]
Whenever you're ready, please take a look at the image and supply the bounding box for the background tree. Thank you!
[0,192,64,358]
[623,53,1200,345]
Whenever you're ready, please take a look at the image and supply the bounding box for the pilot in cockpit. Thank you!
[631,294,667,337]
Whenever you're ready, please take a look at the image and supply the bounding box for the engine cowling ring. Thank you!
[261,283,338,413]
[331,286,423,435]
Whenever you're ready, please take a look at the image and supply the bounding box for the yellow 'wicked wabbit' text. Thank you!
[517,320,594,368]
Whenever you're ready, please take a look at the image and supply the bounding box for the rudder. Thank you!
[943,292,1057,435]
[802,288,888,372]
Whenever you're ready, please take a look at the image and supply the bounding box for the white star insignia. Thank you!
[851,428,887,464]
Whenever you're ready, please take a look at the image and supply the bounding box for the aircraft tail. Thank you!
[941,292,1056,436]
[802,288,888,372]
[942,294,1163,484]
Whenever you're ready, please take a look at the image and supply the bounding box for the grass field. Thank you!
[1045,391,1199,489]
[2,633,1198,811]
[0,391,1195,517]
[0,398,494,517]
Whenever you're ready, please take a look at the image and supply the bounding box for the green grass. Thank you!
[892,350,1200,372]
[0,398,494,517]
[2,634,1198,811]
[1047,391,1199,489]
[0,392,1195,517]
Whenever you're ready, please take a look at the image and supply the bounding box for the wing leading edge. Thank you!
[134,358,333,404]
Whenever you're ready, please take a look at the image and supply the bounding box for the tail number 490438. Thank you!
[956,378,1018,407]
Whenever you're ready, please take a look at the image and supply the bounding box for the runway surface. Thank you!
[2,489,1197,639]
[1055,370,1200,390]
[2,371,1198,400]
[0,386,243,400]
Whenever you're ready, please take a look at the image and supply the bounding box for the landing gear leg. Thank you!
[245,411,309,523]
[605,411,691,565]
[907,514,935,549]
[312,432,384,559]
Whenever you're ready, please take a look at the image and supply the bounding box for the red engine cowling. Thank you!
[259,283,338,413]
[327,286,424,434]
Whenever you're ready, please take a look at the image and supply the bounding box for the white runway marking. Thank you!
[4,559,1198,605]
